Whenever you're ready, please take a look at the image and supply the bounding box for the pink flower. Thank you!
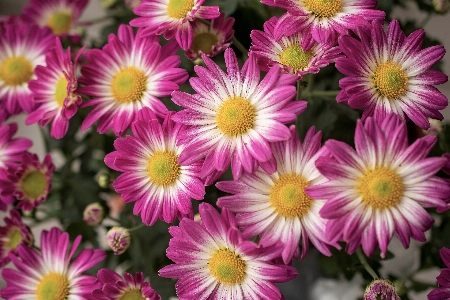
[0,227,106,299]
[307,114,450,257]
[159,203,297,299]
[130,0,220,50]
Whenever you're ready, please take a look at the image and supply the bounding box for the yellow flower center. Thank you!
[167,0,195,19]
[146,151,181,186]
[191,32,219,54]
[20,170,48,200]
[269,174,313,218]
[118,289,145,300]
[302,0,343,18]
[46,12,73,35]
[208,248,247,285]
[279,45,313,73]
[6,227,22,250]
[216,96,256,137]
[55,76,68,107]
[0,56,34,86]
[111,67,147,104]
[36,272,70,300]
[372,61,408,100]
[357,167,404,209]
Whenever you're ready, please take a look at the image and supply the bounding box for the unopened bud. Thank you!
[106,226,130,255]
[432,0,450,13]
[83,202,104,226]
[364,279,400,300]
[423,118,443,136]
[98,173,111,189]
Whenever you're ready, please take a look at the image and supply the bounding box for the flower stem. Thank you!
[128,223,146,232]
[356,248,378,279]
[231,35,249,59]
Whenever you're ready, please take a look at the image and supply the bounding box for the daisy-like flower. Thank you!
[0,153,55,211]
[91,269,161,300]
[307,114,450,257]
[26,38,84,139]
[22,0,88,36]
[130,0,220,50]
[428,247,450,300]
[0,22,53,115]
[0,209,33,268]
[250,16,341,79]
[0,227,106,299]
[217,126,336,263]
[78,25,188,136]
[336,19,448,130]
[104,107,205,225]
[159,203,298,299]
[260,0,385,43]
[171,48,306,182]
[185,12,234,60]
[364,279,400,300]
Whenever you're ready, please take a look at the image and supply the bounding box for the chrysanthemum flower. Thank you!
[104,108,205,225]
[78,25,188,136]
[217,126,336,263]
[185,12,234,60]
[91,269,161,300]
[22,0,88,36]
[364,279,400,300]
[0,210,33,268]
[172,48,306,182]
[0,227,106,299]
[250,16,341,78]
[428,247,450,300]
[159,203,297,299]
[260,0,385,43]
[0,153,55,211]
[130,0,220,50]
[0,23,53,115]
[26,38,83,139]
[307,114,450,257]
[336,19,448,130]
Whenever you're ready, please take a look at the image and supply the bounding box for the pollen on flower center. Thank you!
[302,0,343,18]
[191,32,219,54]
[216,96,256,137]
[208,248,247,285]
[146,151,181,187]
[55,76,68,107]
[20,170,48,200]
[372,61,408,99]
[279,45,313,73]
[167,0,195,19]
[357,167,404,209]
[47,12,73,35]
[0,56,33,86]
[269,174,312,218]
[111,67,147,104]
[6,227,22,249]
[36,272,70,300]
[118,289,146,300]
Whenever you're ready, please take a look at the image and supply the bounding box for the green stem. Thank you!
[296,80,302,100]
[231,35,249,59]
[419,13,432,28]
[128,223,146,232]
[302,90,340,99]
[356,248,378,279]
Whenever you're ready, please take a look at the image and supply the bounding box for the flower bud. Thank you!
[97,173,111,189]
[432,0,450,13]
[423,118,443,136]
[364,279,400,300]
[83,202,105,226]
[106,226,130,255]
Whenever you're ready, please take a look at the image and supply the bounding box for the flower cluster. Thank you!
[0,0,448,299]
